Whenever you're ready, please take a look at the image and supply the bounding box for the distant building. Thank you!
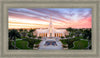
[33,16,69,38]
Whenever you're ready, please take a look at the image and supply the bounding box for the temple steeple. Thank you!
[48,15,53,37]
[49,15,52,29]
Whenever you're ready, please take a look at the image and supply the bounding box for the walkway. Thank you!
[39,38,63,50]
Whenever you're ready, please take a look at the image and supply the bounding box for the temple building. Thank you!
[33,17,69,38]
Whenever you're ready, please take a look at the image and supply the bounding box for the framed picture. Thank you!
[0,0,100,58]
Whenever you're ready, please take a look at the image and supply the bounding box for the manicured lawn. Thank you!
[72,40,88,49]
[12,40,31,49]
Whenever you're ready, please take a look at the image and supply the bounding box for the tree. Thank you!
[29,29,35,33]
[24,29,28,32]
[19,29,23,32]
[33,35,36,38]
[66,27,73,32]
[28,29,35,37]
[28,33,32,38]
[75,31,80,37]
[9,29,21,49]
[61,36,64,39]
[25,38,35,48]
[38,36,42,39]
[66,35,69,38]
[83,29,91,40]
[87,29,91,40]
[21,31,27,38]
[82,29,91,49]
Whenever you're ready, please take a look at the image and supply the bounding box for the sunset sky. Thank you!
[8,8,92,29]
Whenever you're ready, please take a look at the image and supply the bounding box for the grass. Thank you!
[72,40,88,49]
[12,40,31,49]
[12,39,41,49]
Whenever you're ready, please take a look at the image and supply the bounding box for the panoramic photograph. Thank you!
[8,8,92,50]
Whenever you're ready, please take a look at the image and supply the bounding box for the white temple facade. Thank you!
[34,16,69,38]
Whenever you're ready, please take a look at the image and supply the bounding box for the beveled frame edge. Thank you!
[0,0,100,58]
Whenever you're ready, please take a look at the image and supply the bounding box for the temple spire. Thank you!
[49,15,53,37]
[50,15,52,27]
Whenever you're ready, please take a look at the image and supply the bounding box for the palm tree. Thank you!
[9,29,21,49]
[29,29,35,35]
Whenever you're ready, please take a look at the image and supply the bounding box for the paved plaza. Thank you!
[39,38,63,50]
